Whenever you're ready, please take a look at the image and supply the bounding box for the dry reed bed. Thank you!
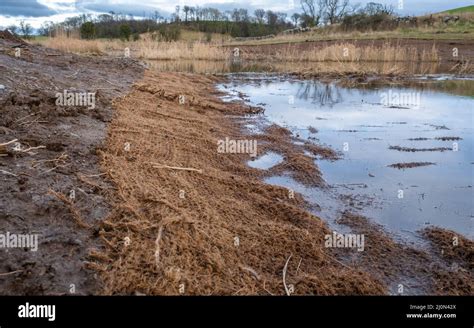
[272,42,439,62]
[90,71,386,295]
[34,37,440,64]
[34,36,104,55]
[33,37,445,75]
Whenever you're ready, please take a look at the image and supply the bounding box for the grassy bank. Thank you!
[227,13,474,47]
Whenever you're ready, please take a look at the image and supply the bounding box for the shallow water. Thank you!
[247,152,283,170]
[146,59,445,75]
[219,75,474,241]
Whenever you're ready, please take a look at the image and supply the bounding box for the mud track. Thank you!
[0,33,144,295]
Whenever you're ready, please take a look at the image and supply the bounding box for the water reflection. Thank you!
[296,82,343,107]
[340,78,474,98]
[219,76,474,240]
[146,59,446,75]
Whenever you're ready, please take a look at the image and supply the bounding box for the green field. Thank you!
[443,5,474,14]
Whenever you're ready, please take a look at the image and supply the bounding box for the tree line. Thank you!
[6,1,402,40]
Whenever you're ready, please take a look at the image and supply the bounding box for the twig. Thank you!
[154,226,164,268]
[15,145,46,154]
[295,258,303,276]
[239,265,261,281]
[149,162,203,174]
[283,254,292,296]
[0,139,18,148]
[14,113,36,123]
[0,169,18,177]
[77,174,105,190]
[20,118,48,128]
[65,70,79,78]
[262,280,274,296]
[41,164,70,174]
[82,173,107,178]
[47,189,91,229]
[31,153,68,168]
[0,269,23,277]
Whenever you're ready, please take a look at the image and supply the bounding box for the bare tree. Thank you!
[324,0,349,24]
[195,6,202,21]
[152,10,161,22]
[7,25,18,35]
[254,9,265,24]
[365,2,394,16]
[239,9,249,22]
[175,6,181,22]
[277,12,288,25]
[291,13,301,26]
[209,8,222,21]
[265,10,278,26]
[300,0,326,26]
[19,20,32,39]
[231,9,240,22]
[231,8,249,22]
[183,6,190,22]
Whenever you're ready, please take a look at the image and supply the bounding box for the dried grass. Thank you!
[91,71,387,295]
[34,36,104,55]
[250,42,439,63]
[135,39,228,60]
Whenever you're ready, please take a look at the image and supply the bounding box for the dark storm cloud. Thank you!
[0,0,57,17]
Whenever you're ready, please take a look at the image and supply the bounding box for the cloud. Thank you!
[201,1,294,13]
[1,0,473,29]
[0,0,57,17]
[74,0,170,17]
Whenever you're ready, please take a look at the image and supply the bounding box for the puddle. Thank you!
[220,76,474,241]
[248,152,284,170]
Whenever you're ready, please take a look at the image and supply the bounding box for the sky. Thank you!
[0,0,472,29]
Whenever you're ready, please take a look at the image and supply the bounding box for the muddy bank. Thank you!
[336,213,472,295]
[421,227,473,295]
[91,71,386,295]
[91,70,472,295]
[0,32,144,295]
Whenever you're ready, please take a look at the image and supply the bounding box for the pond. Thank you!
[219,75,474,241]
[146,59,444,75]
